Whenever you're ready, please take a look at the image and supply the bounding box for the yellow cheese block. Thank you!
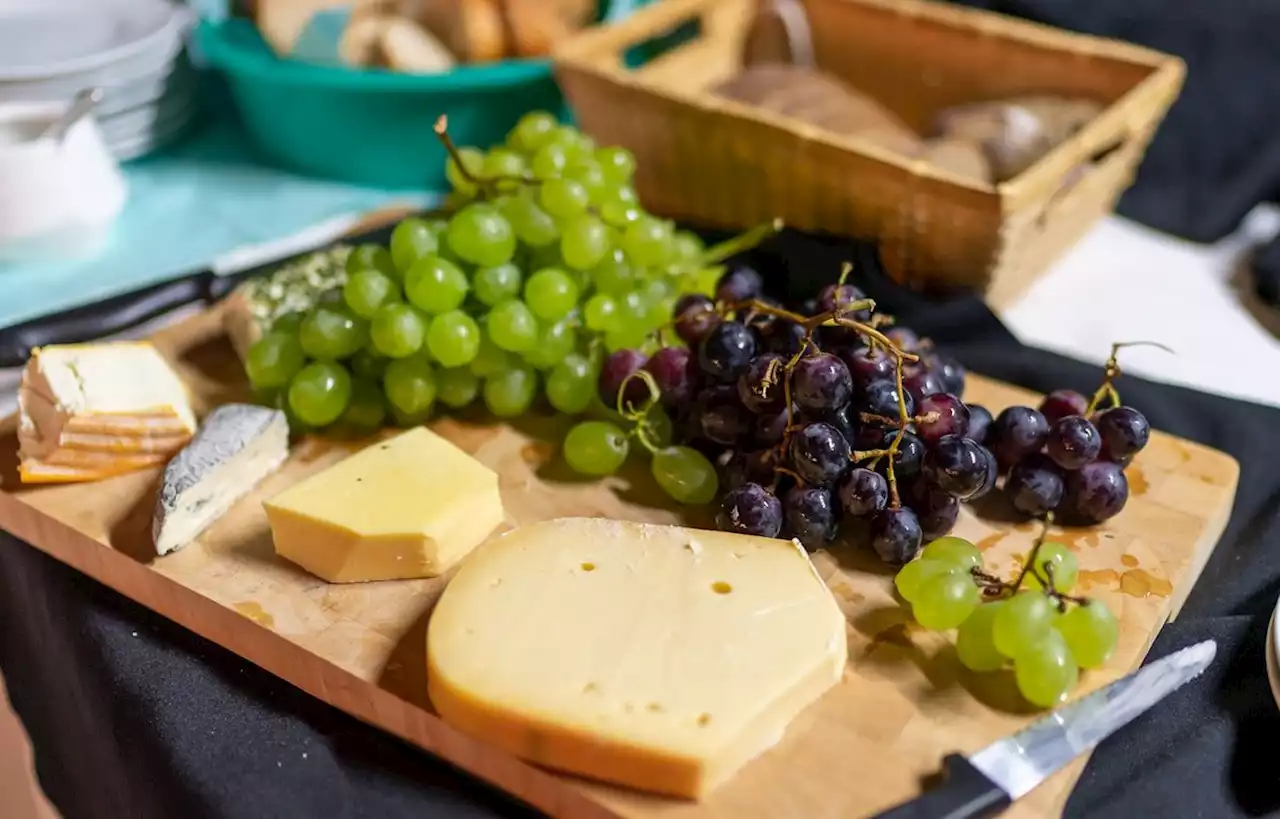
[263,427,504,582]
[427,518,848,800]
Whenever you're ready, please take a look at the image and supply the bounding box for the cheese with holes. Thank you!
[263,427,503,582]
[427,518,848,799]
[154,404,290,556]
[17,342,197,483]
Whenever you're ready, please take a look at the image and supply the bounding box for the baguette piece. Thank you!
[380,15,456,72]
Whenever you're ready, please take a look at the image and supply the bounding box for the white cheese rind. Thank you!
[427,517,848,799]
[153,404,289,556]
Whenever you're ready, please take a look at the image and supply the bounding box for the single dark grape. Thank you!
[760,321,806,357]
[644,346,692,408]
[856,428,924,478]
[716,264,764,303]
[673,294,720,346]
[700,399,750,445]
[868,507,923,564]
[811,405,857,446]
[970,445,999,500]
[818,283,871,321]
[783,485,838,552]
[988,406,1050,471]
[926,353,966,397]
[838,467,889,517]
[1005,453,1065,517]
[1039,389,1089,425]
[886,327,920,352]
[736,353,787,413]
[599,349,648,410]
[922,434,990,499]
[965,403,993,445]
[754,406,791,446]
[717,482,784,538]
[915,393,970,444]
[861,379,915,420]
[1096,406,1150,465]
[1046,415,1102,470]
[905,478,961,541]
[903,369,946,404]
[787,422,851,486]
[842,347,897,388]
[1065,460,1129,523]
[698,321,757,381]
[793,352,854,412]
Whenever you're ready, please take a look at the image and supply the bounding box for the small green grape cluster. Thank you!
[894,535,1119,709]
[241,112,722,431]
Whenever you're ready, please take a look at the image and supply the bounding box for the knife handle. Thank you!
[0,276,204,368]
[871,755,1012,819]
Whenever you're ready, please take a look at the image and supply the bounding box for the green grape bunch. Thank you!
[894,527,1120,709]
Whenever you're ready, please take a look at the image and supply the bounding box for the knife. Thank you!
[0,204,426,368]
[871,639,1217,819]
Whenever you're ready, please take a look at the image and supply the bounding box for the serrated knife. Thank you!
[871,639,1217,819]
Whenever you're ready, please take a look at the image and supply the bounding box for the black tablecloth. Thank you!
[3,231,1280,818]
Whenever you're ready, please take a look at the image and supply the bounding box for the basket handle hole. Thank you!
[622,14,704,69]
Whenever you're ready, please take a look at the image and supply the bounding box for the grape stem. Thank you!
[616,369,665,454]
[1084,340,1175,415]
[701,219,784,265]
[434,115,541,197]
[969,513,1090,609]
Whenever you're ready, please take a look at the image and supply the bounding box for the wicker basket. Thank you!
[553,0,1185,308]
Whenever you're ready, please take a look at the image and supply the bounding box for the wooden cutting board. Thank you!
[0,308,1238,818]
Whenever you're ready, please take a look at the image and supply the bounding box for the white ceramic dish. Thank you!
[98,90,196,144]
[1269,599,1280,711]
[110,109,196,162]
[0,100,127,262]
[0,0,180,81]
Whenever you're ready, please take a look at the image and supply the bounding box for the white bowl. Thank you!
[0,100,128,263]
[0,0,182,82]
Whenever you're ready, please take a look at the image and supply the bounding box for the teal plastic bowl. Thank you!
[196,4,641,189]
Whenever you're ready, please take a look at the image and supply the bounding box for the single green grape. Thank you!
[524,267,580,320]
[485,299,539,353]
[921,537,983,571]
[437,367,481,409]
[560,214,611,271]
[548,124,586,153]
[389,218,439,275]
[600,200,641,228]
[545,354,594,415]
[620,290,649,327]
[426,309,481,368]
[270,311,306,334]
[346,244,397,279]
[350,347,387,381]
[589,249,634,295]
[566,158,607,199]
[604,325,649,354]
[956,601,1008,672]
[469,334,512,377]
[499,193,558,248]
[473,263,522,307]
[523,320,578,370]
[1024,541,1080,592]
[530,142,569,180]
[564,420,630,475]
[893,559,960,604]
[445,146,484,195]
[539,178,589,219]
[671,230,704,263]
[383,357,437,417]
[245,331,305,389]
[583,293,620,332]
[621,215,674,267]
[341,378,387,429]
[405,256,469,314]
[1014,628,1079,708]
[595,146,636,183]
[484,365,537,417]
[992,592,1058,658]
[287,361,352,427]
[1056,600,1119,669]
[651,446,718,505]
[343,268,399,318]
[299,306,366,361]
[912,571,981,630]
[508,110,558,154]
[447,204,516,267]
[369,303,426,358]
[482,148,527,186]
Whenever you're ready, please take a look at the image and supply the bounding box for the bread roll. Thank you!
[380,15,456,71]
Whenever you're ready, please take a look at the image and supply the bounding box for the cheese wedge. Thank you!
[154,405,289,556]
[18,422,192,456]
[263,427,504,582]
[427,518,848,799]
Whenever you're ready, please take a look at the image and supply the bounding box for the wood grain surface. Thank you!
[0,308,1238,818]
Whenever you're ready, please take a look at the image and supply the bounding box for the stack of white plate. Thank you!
[0,0,197,162]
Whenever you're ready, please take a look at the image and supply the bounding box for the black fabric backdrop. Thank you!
[4,229,1280,819]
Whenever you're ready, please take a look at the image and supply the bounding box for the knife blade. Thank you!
[871,639,1217,819]
[0,204,425,368]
